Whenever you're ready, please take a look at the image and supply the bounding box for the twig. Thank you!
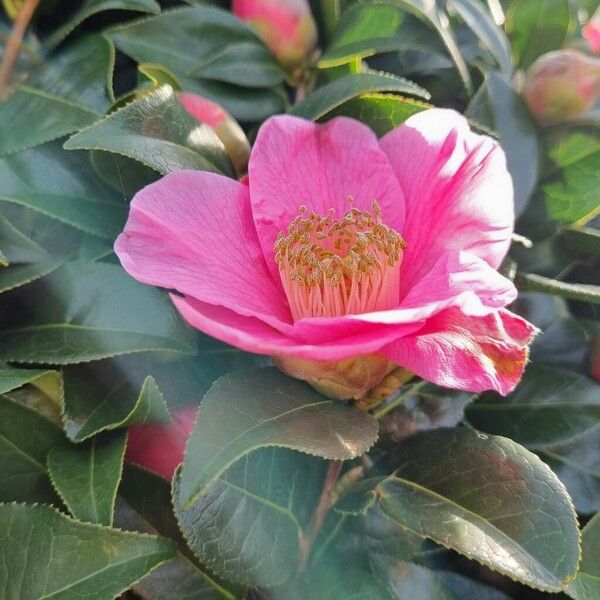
[299,459,342,569]
[0,0,40,98]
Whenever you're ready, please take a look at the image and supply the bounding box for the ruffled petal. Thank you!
[249,114,406,278]
[115,170,291,326]
[380,108,513,295]
[382,307,538,395]
[171,294,421,361]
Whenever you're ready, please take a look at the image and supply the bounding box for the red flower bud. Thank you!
[178,91,251,176]
[232,0,317,74]
[524,49,600,123]
[126,406,197,480]
[591,334,600,383]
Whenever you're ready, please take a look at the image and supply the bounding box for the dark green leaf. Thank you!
[568,513,600,599]
[0,261,196,365]
[466,71,539,215]
[90,151,159,199]
[178,367,378,508]
[322,93,430,135]
[47,0,160,48]
[290,72,429,121]
[174,447,326,587]
[373,428,580,591]
[0,503,176,599]
[116,465,237,600]
[539,427,600,515]
[63,367,170,442]
[0,362,60,396]
[541,129,600,227]
[107,6,285,88]
[449,0,512,76]
[0,260,64,294]
[0,213,49,264]
[505,0,574,68]
[466,365,600,448]
[0,36,114,156]
[320,3,446,68]
[0,141,127,239]
[0,395,63,502]
[65,86,233,176]
[47,430,127,525]
[389,0,473,94]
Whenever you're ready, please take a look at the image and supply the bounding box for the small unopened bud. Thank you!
[524,49,600,123]
[178,91,251,177]
[273,354,397,401]
[583,20,600,53]
[126,406,197,480]
[232,0,317,76]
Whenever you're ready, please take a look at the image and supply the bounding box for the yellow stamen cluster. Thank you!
[275,199,406,321]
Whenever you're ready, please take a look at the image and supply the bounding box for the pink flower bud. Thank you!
[524,49,600,123]
[126,406,197,480]
[274,354,396,400]
[583,20,600,53]
[232,0,317,74]
[178,92,251,177]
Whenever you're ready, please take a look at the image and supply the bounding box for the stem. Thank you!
[0,0,40,98]
[373,380,427,420]
[300,459,342,569]
[516,272,600,305]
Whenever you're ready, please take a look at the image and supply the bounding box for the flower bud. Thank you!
[273,354,397,400]
[232,0,317,75]
[125,406,197,480]
[178,91,251,177]
[524,49,600,123]
[583,20,600,53]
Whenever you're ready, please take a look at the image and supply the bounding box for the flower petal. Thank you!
[380,108,514,294]
[115,170,291,325]
[249,114,406,278]
[171,294,421,361]
[382,307,538,395]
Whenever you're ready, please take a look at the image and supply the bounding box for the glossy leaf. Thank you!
[63,368,171,442]
[541,129,600,227]
[290,72,429,121]
[0,261,196,365]
[319,3,446,68]
[174,447,327,587]
[466,365,600,448]
[178,367,378,508]
[47,0,160,48]
[466,71,539,215]
[0,260,64,294]
[47,430,127,525]
[0,503,176,600]
[568,513,600,599]
[449,0,512,76]
[117,465,237,599]
[539,427,600,514]
[0,36,114,156]
[370,428,580,591]
[0,362,61,397]
[0,141,127,239]
[323,93,430,135]
[0,395,63,502]
[107,6,285,88]
[65,86,233,176]
[505,0,573,68]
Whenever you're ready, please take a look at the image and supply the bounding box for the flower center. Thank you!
[275,199,406,321]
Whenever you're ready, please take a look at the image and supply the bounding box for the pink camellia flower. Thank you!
[583,20,600,53]
[232,0,317,75]
[115,110,537,399]
[524,49,600,123]
[126,406,197,479]
[178,91,251,177]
